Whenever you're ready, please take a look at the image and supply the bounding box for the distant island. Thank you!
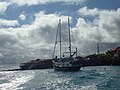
[83,46,120,66]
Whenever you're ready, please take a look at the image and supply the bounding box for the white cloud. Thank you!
[78,7,100,16]
[0,7,120,64]
[73,18,100,42]
[0,2,9,14]
[98,8,120,42]
[0,53,3,58]
[8,0,86,6]
[19,13,26,21]
[0,19,19,27]
[0,11,71,63]
[72,18,102,55]
[72,7,120,55]
[77,7,120,43]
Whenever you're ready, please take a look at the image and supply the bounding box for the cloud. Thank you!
[78,7,100,16]
[8,0,86,6]
[0,53,3,58]
[0,5,120,65]
[72,7,120,55]
[77,7,120,43]
[0,2,9,14]
[72,18,101,55]
[19,13,26,21]
[98,8,120,42]
[73,18,101,42]
[0,19,19,27]
[29,11,71,43]
[0,11,71,64]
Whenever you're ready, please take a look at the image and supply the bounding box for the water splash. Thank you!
[0,71,34,90]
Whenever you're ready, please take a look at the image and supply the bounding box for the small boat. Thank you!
[53,17,81,71]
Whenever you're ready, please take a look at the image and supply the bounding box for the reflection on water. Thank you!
[0,66,120,90]
[0,71,34,90]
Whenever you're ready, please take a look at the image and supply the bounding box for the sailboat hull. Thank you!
[53,61,81,71]
[54,66,81,71]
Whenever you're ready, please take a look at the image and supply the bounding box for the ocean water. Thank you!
[0,66,120,90]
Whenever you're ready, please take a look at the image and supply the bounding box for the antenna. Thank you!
[97,42,99,55]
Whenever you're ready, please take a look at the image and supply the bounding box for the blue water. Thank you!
[0,66,120,90]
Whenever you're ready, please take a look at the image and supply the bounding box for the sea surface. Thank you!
[0,65,120,90]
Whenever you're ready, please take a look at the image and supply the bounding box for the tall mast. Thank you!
[68,17,71,58]
[52,23,59,58]
[59,19,62,58]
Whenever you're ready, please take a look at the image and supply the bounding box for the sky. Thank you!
[0,0,120,65]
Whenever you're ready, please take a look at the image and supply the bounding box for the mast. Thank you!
[68,17,71,58]
[52,23,59,58]
[76,47,77,56]
[59,19,62,58]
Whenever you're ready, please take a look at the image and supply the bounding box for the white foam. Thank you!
[0,71,34,90]
[80,84,98,90]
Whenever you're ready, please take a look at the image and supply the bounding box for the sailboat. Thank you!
[53,17,81,71]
